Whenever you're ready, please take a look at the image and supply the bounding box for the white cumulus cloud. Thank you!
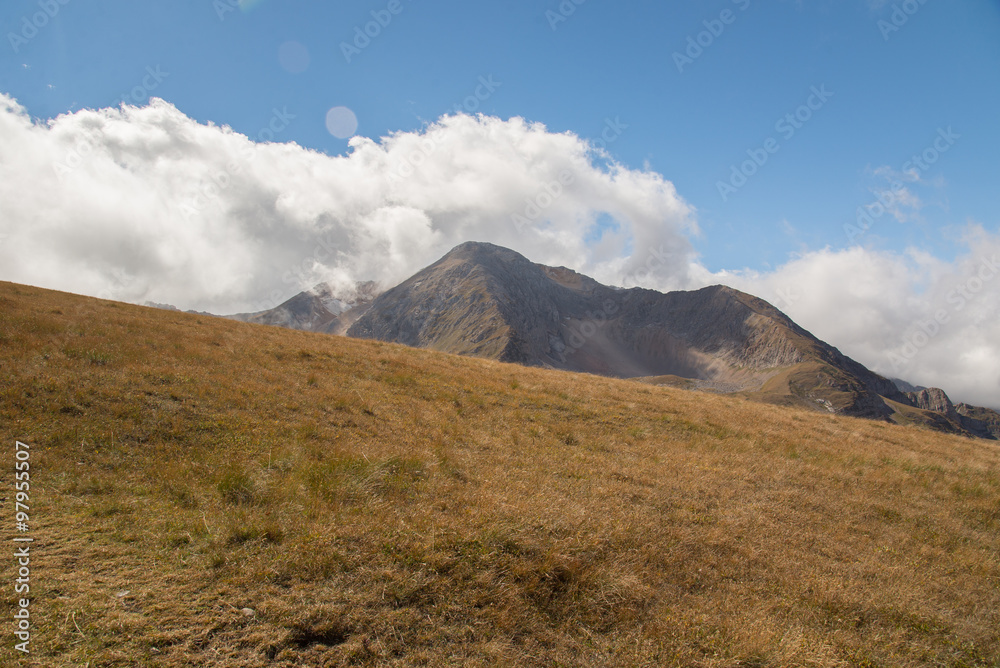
[0,94,697,314]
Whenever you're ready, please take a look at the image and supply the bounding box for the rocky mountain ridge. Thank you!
[907,388,1000,440]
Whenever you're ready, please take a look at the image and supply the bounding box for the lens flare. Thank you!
[325,107,358,139]
[278,41,310,74]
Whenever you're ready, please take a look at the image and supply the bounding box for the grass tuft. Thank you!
[217,468,261,506]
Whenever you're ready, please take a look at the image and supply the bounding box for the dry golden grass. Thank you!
[1,280,998,667]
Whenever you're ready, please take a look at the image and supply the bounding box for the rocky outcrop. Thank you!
[907,388,959,419]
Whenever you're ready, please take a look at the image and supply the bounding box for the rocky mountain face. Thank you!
[228,241,997,439]
[908,388,959,418]
[955,404,1000,440]
[345,242,941,425]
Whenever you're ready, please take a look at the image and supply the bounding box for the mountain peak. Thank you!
[440,241,531,264]
[347,242,913,420]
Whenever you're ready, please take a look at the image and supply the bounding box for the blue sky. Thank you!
[5,0,999,273]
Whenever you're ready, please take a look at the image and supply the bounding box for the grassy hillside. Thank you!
[1,281,999,667]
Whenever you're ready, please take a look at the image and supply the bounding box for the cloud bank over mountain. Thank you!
[0,95,996,407]
[0,94,696,314]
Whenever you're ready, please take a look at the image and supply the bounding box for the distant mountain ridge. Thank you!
[226,281,379,335]
[235,241,999,439]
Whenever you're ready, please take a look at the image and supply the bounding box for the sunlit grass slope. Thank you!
[1,281,998,667]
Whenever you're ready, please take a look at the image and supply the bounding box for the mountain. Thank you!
[344,242,988,432]
[224,242,996,438]
[227,281,380,335]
